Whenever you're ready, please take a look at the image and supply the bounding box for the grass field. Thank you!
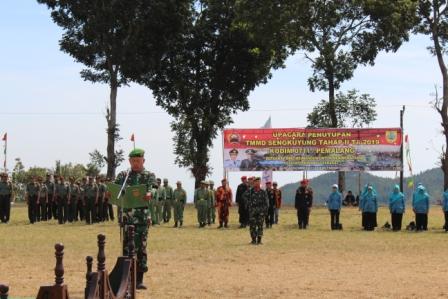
[1,204,448,299]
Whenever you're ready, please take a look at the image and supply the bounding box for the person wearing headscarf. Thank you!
[359,184,378,231]
[412,184,430,231]
[326,184,342,230]
[389,185,405,231]
[442,189,448,232]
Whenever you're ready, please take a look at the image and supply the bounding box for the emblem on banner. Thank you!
[228,133,240,144]
[385,131,398,144]
[132,189,141,198]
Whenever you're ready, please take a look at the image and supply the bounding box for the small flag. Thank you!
[407,179,414,189]
[1,133,6,141]
[130,134,135,142]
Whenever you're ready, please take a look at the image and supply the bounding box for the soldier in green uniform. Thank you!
[83,176,98,225]
[194,181,210,228]
[26,176,40,224]
[68,177,81,222]
[38,176,48,221]
[207,180,216,225]
[55,176,70,225]
[162,178,174,223]
[0,173,12,223]
[78,177,87,221]
[155,178,165,225]
[173,181,187,228]
[115,148,156,290]
[244,177,269,245]
[45,174,56,220]
[96,176,107,222]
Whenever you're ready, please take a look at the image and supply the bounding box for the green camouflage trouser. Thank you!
[163,199,172,221]
[154,200,163,224]
[123,224,148,273]
[196,200,208,224]
[148,200,155,224]
[249,213,265,239]
[173,201,184,222]
[207,204,216,224]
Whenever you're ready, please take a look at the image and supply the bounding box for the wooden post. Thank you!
[54,243,64,286]
[97,234,106,272]
[0,284,9,299]
[36,243,69,299]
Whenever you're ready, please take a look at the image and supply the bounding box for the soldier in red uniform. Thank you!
[215,178,233,228]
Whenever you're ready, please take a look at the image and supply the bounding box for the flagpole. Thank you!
[2,133,7,173]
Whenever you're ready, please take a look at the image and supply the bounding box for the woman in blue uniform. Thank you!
[389,185,405,231]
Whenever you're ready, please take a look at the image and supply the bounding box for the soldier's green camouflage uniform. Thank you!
[115,169,156,274]
[69,183,81,222]
[155,185,165,225]
[244,187,269,242]
[207,186,216,224]
[45,178,55,220]
[26,181,40,224]
[83,182,98,224]
[55,181,70,224]
[194,187,209,226]
[38,183,48,221]
[163,184,174,222]
[173,187,187,224]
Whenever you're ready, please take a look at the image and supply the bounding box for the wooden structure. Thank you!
[36,243,70,299]
[85,226,137,299]
[0,284,9,299]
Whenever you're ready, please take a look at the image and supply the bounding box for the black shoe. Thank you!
[257,236,262,245]
[173,222,178,228]
[224,223,228,228]
[136,272,147,290]
[180,221,183,227]
[251,238,256,245]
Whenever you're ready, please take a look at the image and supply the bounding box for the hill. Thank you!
[280,167,444,205]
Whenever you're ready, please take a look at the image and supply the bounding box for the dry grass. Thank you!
[1,204,448,299]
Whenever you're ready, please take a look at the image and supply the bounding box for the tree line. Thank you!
[36,0,448,190]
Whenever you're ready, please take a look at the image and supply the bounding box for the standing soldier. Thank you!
[84,176,98,225]
[207,180,216,225]
[115,148,156,290]
[155,178,165,225]
[78,177,88,222]
[38,176,48,221]
[272,182,282,224]
[0,173,12,223]
[162,178,174,223]
[236,176,249,228]
[215,178,232,228]
[44,174,56,220]
[26,176,40,224]
[55,176,70,225]
[295,179,313,229]
[265,182,275,228]
[104,177,114,221]
[97,176,107,222]
[194,181,209,228]
[69,177,81,222]
[173,181,187,228]
[244,177,268,245]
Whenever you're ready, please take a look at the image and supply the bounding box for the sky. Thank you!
[0,1,445,199]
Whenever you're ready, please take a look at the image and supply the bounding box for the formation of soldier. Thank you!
[19,173,114,225]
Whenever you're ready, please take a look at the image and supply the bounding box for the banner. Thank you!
[223,128,402,172]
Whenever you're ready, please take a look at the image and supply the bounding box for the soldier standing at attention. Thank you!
[45,174,56,220]
[26,176,40,224]
[38,176,48,221]
[115,148,156,290]
[295,179,313,229]
[173,181,187,228]
[69,177,81,222]
[272,182,282,224]
[162,178,174,223]
[78,177,88,222]
[156,178,165,225]
[265,182,275,228]
[207,180,216,225]
[84,176,98,225]
[0,173,12,223]
[244,177,268,245]
[215,178,232,228]
[236,176,249,228]
[55,176,70,225]
[194,181,209,228]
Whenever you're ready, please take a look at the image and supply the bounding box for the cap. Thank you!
[176,181,182,185]
[129,148,145,158]
[163,178,168,183]
[229,148,239,154]
[254,177,261,181]
[300,179,309,184]
[266,181,272,185]
[200,180,207,184]
[245,149,257,154]
[241,176,247,180]
[209,180,215,185]
[273,182,278,185]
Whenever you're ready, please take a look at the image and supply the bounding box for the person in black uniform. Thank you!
[295,179,313,229]
[265,181,275,228]
[236,176,249,228]
[0,173,12,223]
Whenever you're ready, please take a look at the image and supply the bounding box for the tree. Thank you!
[307,89,377,128]
[416,0,448,189]
[37,0,190,178]
[287,0,417,191]
[55,160,87,180]
[134,0,290,186]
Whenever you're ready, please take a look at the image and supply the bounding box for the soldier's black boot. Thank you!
[224,222,228,228]
[136,272,147,290]
[257,236,262,245]
[173,221,178,228]
[251,237,256,245]
[180,220,183,227]
[218,222,223,229]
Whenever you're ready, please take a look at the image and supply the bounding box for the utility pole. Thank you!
[400,106,405,192]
